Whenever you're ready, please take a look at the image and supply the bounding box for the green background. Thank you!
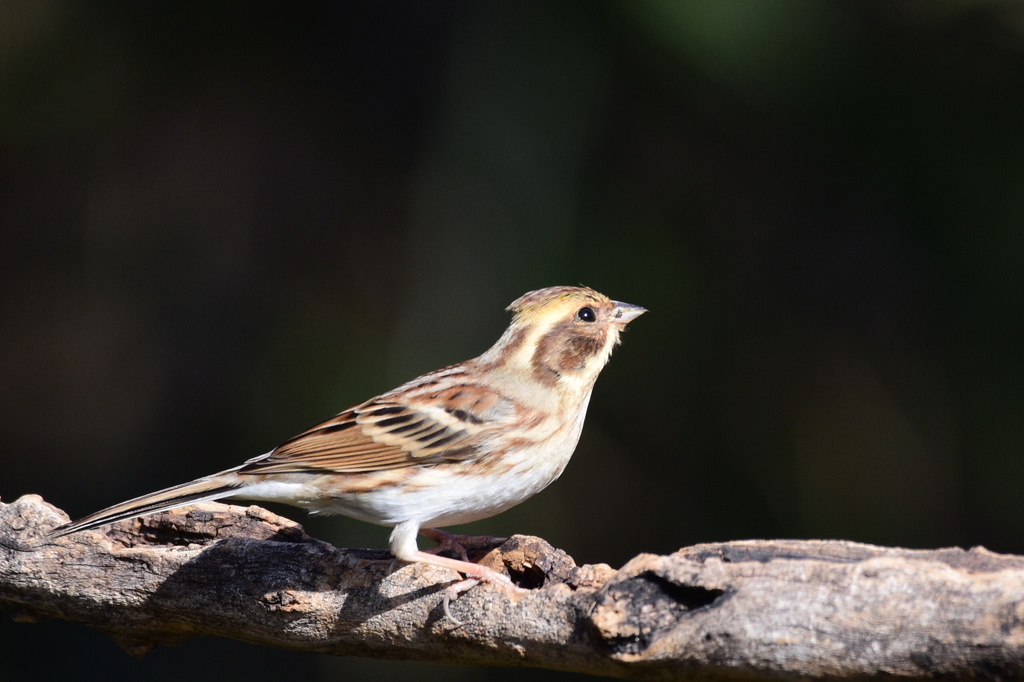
[3,1,1024,680]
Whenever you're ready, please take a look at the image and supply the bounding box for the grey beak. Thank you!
[611,301,647,323]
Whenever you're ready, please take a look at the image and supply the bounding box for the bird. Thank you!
[51,285,646,618]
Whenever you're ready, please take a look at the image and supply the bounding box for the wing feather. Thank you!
[238,379,513,476]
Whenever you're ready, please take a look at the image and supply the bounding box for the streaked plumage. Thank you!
[52,286,646,616]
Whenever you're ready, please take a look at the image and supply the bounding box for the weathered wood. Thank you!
[2,494,1023,680]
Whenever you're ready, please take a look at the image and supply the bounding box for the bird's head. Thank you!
[481,286,646,393]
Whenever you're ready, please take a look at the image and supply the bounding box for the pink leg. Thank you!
[390,522,524,623]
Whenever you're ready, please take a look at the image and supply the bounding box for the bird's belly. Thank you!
[305,437,578,528]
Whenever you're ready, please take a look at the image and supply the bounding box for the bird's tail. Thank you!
[50,472,243,538]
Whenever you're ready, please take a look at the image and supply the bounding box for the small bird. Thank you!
[52,286,646,616]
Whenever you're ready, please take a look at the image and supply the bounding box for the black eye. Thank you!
[576,306,597,323]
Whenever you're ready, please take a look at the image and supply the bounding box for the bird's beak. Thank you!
[610,301,647,324]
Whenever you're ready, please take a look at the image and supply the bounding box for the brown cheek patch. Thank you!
[557,333,604,373]
[532,323,606,383]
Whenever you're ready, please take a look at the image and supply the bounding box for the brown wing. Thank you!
[237,396,491,476]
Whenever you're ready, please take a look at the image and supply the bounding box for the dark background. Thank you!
[3,2,1024,680]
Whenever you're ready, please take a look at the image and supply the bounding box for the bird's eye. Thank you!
[576,306,597,323]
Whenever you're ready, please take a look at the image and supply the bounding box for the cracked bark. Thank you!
[2,494,1024,680]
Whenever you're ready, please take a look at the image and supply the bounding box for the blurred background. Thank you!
[2,1,1024,679]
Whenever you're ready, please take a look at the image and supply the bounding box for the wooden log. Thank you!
[2,494,1023,680]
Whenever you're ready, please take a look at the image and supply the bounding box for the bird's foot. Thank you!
[419,527,508,562]
[403,548,526,624]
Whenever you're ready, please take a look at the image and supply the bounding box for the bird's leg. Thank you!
[419,527,507,562]
[391,522,524,623]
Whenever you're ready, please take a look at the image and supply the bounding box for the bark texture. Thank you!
[2,494,1024,680]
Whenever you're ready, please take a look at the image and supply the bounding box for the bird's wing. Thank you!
[238,378,513,475]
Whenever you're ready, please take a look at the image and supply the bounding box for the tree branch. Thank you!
[2,494,1024,680]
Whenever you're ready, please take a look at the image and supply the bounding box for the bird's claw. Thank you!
[441,566,529,623]
[420,528,508,562]
[442,578,480,624]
